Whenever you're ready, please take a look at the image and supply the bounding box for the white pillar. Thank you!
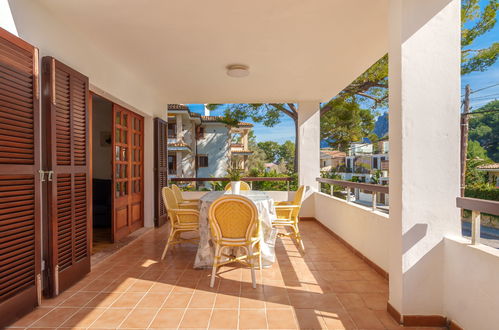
[297,102,320,189]
[176,114,183,140]
[176,151,182,177]
[388,0,461,318]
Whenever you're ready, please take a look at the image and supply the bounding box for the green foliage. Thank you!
[319,171,343,196]
[468,100,499,161]
[226,165,243,181]
[465,158,491,186]
[209,180,225,191]
[461,0,499,74]
[465,183,499,201]
[257,141,281,163]
[278,141,296,172]
[321,98,376,151]
[247,168,297,191]
[247,131,267,171]
[371,170,382,184]
[467,140,490,160]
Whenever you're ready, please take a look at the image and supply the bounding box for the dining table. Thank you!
[193,190,278,269]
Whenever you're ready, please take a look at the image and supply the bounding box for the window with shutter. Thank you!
[0,27,41,327]
[42,57,91,296]
[154,118,168,227]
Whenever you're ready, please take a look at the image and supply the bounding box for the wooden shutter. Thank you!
[0,27,41,327]
[42,57,91,296]
[154,118,168,227]
[112,105,144,241]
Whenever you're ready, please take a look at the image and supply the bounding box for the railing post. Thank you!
[471,210,481,245]
[330,185,334,196]
[346,187,351,202]
[372,192,377,211]
[250,181,253,190]
[287,180,290,192]
[318,181,322,192]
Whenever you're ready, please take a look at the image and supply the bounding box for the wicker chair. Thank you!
[161,187,199,259]
[208,195,261,288]
[224,181,251,191]
[171,184,199,209]
[272,185,306,250]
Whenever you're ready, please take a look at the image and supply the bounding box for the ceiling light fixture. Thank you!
[226,64,250,78]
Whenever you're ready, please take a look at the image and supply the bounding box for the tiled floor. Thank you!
[8,221,443,329]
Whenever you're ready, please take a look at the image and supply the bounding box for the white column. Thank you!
[388,0,461,317]
[176,151,182,177]
[176,114,183,140]
[297,102,320,189]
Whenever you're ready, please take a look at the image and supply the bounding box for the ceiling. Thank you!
[35,0,388,104]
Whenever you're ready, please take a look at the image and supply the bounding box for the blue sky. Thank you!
[189,2,499,144]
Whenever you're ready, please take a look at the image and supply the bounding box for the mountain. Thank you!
[374,112,388,138]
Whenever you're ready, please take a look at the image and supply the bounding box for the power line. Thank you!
[470,83,499,94]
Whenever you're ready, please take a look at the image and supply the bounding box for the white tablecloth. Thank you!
[193,190,277,269]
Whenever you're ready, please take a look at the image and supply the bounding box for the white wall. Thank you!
[314,192,390,272]
[443,237,499,330]
[388,0,461,316]
[92,97,112,180]
[197,123,230,178]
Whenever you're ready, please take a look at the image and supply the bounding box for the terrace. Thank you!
[1,0,499,329]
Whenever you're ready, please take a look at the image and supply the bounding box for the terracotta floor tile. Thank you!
[110,292,145,308]
[372,310,404,329]
[347,307,385,329]
[8,307,53,327]
[239,309,268,329]
[118,308,158,328]
[337,293,366,309]
[179,308,212,328]
[136,292,168,308]
[288,292,316,308]
[163,293,193,308]
[188,292,216,308]
[293,308,327,329]
[126,279,155,292]
[215,293,240,308]
[267,309,298,329]
[85,292,122,308]
[209,309,239,329]
[149,282,174,293]
[88,308,132,328]
[60,291,99,307]
[265,294,291,309]
[60,307,106,328]
[30,307,79,328]
[240,292,266,309]
[149,308,185,328]
[320,310,357,329]
[360,293,387,310]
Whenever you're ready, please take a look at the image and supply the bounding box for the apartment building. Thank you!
[167,104,253,180]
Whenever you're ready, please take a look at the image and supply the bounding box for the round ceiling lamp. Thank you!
[226,64,250,78]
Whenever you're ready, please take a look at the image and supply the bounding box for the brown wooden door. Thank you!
[112,105,144,241]
[154,118,168,227]
[43,57,91,296]
[0,27,41,327]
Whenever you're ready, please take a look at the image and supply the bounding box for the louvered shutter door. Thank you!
[0,28,41,327]
[43,57,91,296]
[154,118,168,227]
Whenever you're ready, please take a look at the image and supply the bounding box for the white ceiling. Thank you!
[37,0,388,104]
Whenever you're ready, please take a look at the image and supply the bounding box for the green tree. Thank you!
[246,131,266,171]
[467,139,490,160]
[468,100,499,161]
[320,98,377,151]
[257,141,281,163]
[277,140,295,172]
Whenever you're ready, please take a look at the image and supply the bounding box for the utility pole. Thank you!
[460,84,471,197]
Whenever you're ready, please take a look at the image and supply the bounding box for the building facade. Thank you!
[167,104,253,181]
